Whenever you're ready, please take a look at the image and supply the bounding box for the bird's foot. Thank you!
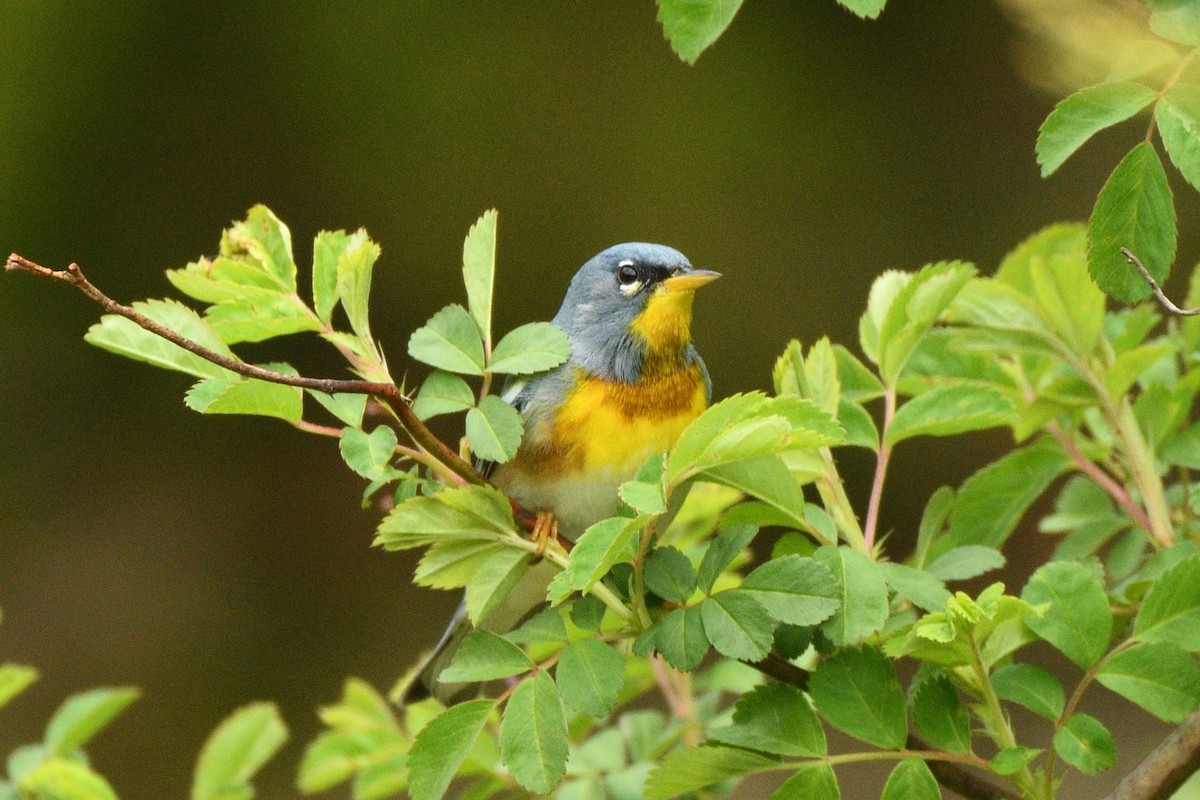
[532,511,560,559]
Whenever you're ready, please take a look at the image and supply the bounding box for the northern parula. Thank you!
[407,243,719,704]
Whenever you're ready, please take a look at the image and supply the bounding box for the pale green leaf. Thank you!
[225,205,296,291]
[408,304,486,375]
[465,395,523,463]
[810,646,907,749]
[886,384,1014,446]
[463,546,530,625]
[339,426,397,481]
[462,209,498,344]
[487,322,571,375]
[644,745,776,800]
[1053,713,1115,774]
[1096,641,1200,722]
[439,631,534,684]
[814,546,888,645]
[1022,561,1113,669]
[655,0,746,64]
[19,759,118,800]
[44,687,139,756]
[412,371,475,420]
[307,390,367,427]
[1036,82,1157,176]
[1147,0,1200,45]
[185,364,303,422]
[204,293,320,344]
[192,702,288,800]
[567,516,647,592]
[555,640,624,718]
[336,229,380,343]
[1030,251,1106,356]
[500,671,568,795]
[838,0,886,19]
[375,486,516,551]
[619,480,667,515]
[1135,556,1200,650]
[312,230,349,324]
[407,700,494,800]
[85,299,239,379]
[0,664,38,710]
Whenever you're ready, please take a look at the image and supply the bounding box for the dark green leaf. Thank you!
[44,687,139,756]
[655,0,746,65]
[653,606,709,671]
[1157,86,1200,192]
[408,700,494,800]
[878,562,951,612]
[810,646,907,749]
[1134,556,1200,651]
[813,546,888,645]
[949,438,1070,547]
[192,702,288,800]
[708,683,825,756]
[439,631,534,683]
[488,322,571,375]
[991,663,1065,720]
[644,745,776,800]
[413,371,475,420]
[992,747,1042,776]
[773,624,813,660]
[644,546,697,603]
[701,592,773,661]
[697,525,758,593]
[409,304,486,375]
[500,671,568,794]
[739,555,840,625]
[910,673,972,753]
[881,758,939,800]
[1022,561,1113,670]
[462,209,497,344]
[1053,713,1116,774]
[1096,641,1200,722]
[1087,141,1176,302]
[465,395,523,463]
[769,763,840,800]
[555,640,624,718]
[1036,82,1157,176]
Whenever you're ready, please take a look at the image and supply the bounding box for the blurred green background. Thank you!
[1,2,1193,798]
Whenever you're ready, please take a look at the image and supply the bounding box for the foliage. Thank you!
[9,2,1200,800]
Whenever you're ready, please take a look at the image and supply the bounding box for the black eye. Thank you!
[618,264,638,285]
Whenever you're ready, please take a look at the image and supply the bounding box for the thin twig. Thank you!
[1102,706,1200,800]
[1122,248,1200,316]
[6,253,537,529]
[1046,421,1154,535]
[863,384,897,552]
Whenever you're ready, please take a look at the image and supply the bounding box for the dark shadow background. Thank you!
[1,2,1193,798]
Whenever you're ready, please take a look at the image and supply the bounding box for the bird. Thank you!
[406,242,720,704]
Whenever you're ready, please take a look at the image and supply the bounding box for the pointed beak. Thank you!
[663,268,721,292]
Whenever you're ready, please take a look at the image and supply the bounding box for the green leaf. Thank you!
[339,426,398,481]
[568,596,605,632]
[913,487,954,569]
[0,664,38,709]
[1157,86,1200,192]
[412,371,475,420]
[926,545,1006,582]
[567,515,647,592]
[44,687,140,756]
[307,390,367,427]
[837,0,886,20]
[652,606,709,671]
[834,344,884,402]
[813,546,888,645]
[463,547,530,625]
[1053,713,1116,774]
[203,292,321,344]
[644,546,697,603]
[508,606,569,644]
[644,745,777,800]
[878,563,951,612]
[769,763,840,800]
[1134,556,1200,651]
[837,398,879,450]
[407,700,494,800]
[465,395,523,463]
[992,747,1041,776]
[619,480,667,515]
[185,365,303,422]
[312,229,348,324]
[1021,561,1113,670]
[85,299,239,379]
[991,663,1065,720]
[19,759,118,800]
[226,205,297,291]
[192,702,288,800]
[376,485,515,551]
[335,229,380,344]
[655,0,746,65]
[881,759,939,800]
[439,631,534,683]
[409,304,486,375]
[1147,0,1200,45]
[1036,82,1157,177]
[701,591,773,661]
[1087,141,1176,303]
[555,640,624,718]
[699,457,809,530]
[948,438,1071,547]
[1033,252,1107,357]
[500,671,568,795]
[739,555,840,625]
[886,384,1014,446]
[708,683,825,756]
[910,673,972,754]
[810,646,907,749]
[487,322,571,375]
[462,209,498,344]
[1096,641,1200,722]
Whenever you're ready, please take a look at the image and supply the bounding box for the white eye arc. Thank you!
[617,259,642,295]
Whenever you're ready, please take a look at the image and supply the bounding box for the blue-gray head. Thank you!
[551,243,720,381]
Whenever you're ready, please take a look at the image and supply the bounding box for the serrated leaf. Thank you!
[226,205,296,291]
[769,763,840,800]
[1157,86,1200,192]
[619,480,666,515]
[508,606,569,644]
[1022,561,1113,670]
[881,758,939,800]
[655,0,746,64]
[308,390,367,427]
[1147,0,1200,45]
[699,457,809,530]
[19,758,118,800]
[335,229,380,344]
[555,640,624,718]
[644,546,697,603]
[701,591,773,661]
[500,671,568,794]
[837,398,879,450]
[886,384,1014,446]
[466,395,523,463]
[1088,141,1176,303]
[407,700,494,800]
[834,344,884,402]
[463,209,498,344]
[567,516,647,592]
[991,663,1065,720]
[339,426,398,481]
[0,664,38,709]
[644,745,776,800]
[439,631,534,684]
[838,0,886,19]
[910,673,971,753]
[926,545,1006,582]
[810,646,907,749]
[1135,556,1200,650]
[409,304,486,375]
[1036,82,1157,177]
[813,546,888,645]
[192,702,288,800]
[739,555,840,625]
[203,292,321,344]
[312,229,348,324]
[44,687,140,756]
[412,371,475,420]
[464,547,530,626]
[85,299,239,379]
[375,485,516,551]
[1054,713,1115,774]
[487,322,571,375]
[879,562,951,612]
[1096,641,1200,722]
[185,364,303,422]
[708,683,825,757]
[992,747,1042,776]
[652,606,709,671]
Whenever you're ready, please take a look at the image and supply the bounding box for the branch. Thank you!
[1046,421,1154,536]
[746,654,1020,800]
[1102,707,1200,800]
[5,253,538,530]
[1123,248,1200,316]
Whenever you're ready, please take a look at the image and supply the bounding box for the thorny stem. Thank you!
[6,253,538,530]
[863,384,896,553]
